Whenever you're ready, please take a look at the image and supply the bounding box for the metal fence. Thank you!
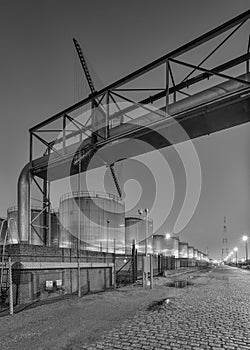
[115,252,179,286]
[0,244,207,316]
[0,249,116,316]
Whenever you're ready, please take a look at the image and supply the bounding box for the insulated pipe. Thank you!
[17,162,31,243]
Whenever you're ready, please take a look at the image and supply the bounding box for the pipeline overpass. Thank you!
[18,10,250,243]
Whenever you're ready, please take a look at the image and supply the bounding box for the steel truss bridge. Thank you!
[18,10,250,245]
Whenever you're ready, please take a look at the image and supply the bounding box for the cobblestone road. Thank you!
[80,266,250,350]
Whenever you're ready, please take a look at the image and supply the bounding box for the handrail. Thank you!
[59,191,124,204]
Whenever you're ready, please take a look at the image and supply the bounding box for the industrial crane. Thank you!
[73,38,123,199]
[73,38,96,96]
[73,37,107,139]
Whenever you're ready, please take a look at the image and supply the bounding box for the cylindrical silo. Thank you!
[193,249,198,259]
[59,192,125,253]
[179,242,188,258]
[7,206,45,245]
[0,217,7,245]
[51,210,60,247]
[153,235,179,257]
[153,234,165,255]
[188,246,194,259]
[153,234,174,255]
[125,215,153,254]
[7,207,20,244]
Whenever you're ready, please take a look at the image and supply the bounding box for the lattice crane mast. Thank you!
[73,38,96,96]
[72,38,123,200]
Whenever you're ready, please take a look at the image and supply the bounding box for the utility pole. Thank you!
[242,235,248,261]
[138,209,152,288]
[221,216,229,262]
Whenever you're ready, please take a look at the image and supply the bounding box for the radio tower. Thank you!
[221,216,229,261]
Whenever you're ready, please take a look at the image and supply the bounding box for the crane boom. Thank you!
[73,38,96,95]
[73,38,123,199]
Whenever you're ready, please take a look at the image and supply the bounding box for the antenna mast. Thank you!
[222,216,229,261]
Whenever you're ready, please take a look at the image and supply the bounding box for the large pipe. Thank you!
[18,74,250,243]
[17,162,31,243]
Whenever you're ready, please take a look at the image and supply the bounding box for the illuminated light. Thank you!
[165,233,171,240]
[242,235,248,242]
[234,247,238,252]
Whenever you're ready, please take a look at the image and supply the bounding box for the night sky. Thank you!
[1,0,250,259]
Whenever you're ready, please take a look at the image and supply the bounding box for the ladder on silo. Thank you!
[0,219,9,302]
[0,263,9,301]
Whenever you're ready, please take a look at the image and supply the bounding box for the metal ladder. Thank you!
[0,219,9,302]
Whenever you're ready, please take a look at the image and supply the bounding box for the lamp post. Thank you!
[234,247,238,265]
[138,209,149,256]
[107,219,110,253]
[242,235,248,261]
[138,208,150,288]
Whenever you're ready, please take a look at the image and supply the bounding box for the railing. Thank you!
[59,191,123,204]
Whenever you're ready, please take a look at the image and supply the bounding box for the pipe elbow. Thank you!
[17,162,32,243]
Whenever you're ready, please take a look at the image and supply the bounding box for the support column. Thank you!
[165,60,170,116]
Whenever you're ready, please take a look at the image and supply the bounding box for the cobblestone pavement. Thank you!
[80,266,250,350]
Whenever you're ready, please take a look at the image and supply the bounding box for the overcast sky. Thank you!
[1,0,250,259]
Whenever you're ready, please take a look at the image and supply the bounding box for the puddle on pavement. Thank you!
[165,280,191,288]
[214,276,229,281]
[147,297,175,312]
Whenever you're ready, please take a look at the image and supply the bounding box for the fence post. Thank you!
[132,240,136,283]
[113,239,116,289]
[135,248,138,281]
[77,256,81,297]
[150,254,153,289]
[8,257,13,315]
[142,255,145,287]
[158,254,161,275]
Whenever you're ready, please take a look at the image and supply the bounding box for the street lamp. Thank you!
[234,247,238,264]
[242,235,248,261]
[138,209,149,255]
[165,233,171,240]
[106,219,110,253]
[138,208,151,288]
